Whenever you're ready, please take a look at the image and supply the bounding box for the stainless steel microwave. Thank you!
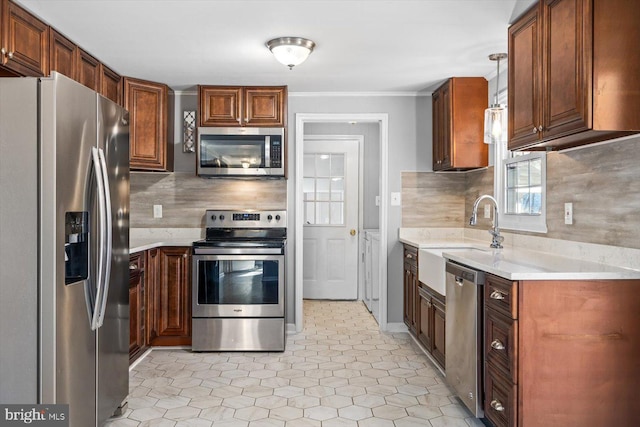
[197,127,285,177]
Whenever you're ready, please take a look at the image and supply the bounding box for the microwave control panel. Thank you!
[271,139,282,168]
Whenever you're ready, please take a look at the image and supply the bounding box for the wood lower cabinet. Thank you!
[199,85,287,127]
[124,77,174,171]
[147,247,191,346]
[483,273,640,426]
[129,252,147,363]
[402,245,418,334]
[0,0,49,76]
[508,0,640,151]
[418,284,445,370]
[432,77,488,171]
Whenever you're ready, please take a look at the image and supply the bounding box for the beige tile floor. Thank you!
[105,300,483,427]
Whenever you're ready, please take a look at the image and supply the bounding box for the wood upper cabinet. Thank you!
[99,63,122,105]
[432,77,488,171]
[199,85,287,127]
[124,77,174,171]
[0,0,49,76]
[49,29,76,79]
[76,47,100,92]
[148,247,191,346]
[509,0,640,150]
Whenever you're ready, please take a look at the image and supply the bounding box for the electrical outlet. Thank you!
[153,204,163,219]
[564,202,573,225]
[484,204,491,219]
[391,192,401,206]
[375,196,380,206]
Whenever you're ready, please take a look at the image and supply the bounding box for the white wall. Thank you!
[287,94,430,324]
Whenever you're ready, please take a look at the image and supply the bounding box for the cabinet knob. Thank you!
[532,127,538,134]
[490,399,505,412]
[538,125,544,132]
[405,253,413,259]
[183,253,188,258]
[490,290,505,300]
[236,117,242,124]
[491,339,506,351]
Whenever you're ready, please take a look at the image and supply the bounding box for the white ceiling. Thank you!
[17,0,536,93]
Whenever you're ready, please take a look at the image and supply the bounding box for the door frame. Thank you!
[295,113,389,332]
[302,135,364,300]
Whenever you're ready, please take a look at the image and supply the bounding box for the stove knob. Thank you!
[267,215,273,221]
[210,215,217,221]
[219,215,225,221]
[275,215,281,221]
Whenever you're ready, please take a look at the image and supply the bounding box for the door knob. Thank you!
[350,229,356,236]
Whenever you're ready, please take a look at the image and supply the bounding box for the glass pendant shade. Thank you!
[267,37,315,70]
[484,106,507,144]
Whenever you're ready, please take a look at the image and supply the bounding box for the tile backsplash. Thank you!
[130,172,287,228]
[403,135,640,250]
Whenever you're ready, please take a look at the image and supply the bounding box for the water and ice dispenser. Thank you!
[65,211,89,285]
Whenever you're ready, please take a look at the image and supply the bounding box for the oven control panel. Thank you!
[206,210,286,228]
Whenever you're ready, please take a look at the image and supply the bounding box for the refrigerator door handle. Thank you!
[95,147,112,328]
[89,147,107,331]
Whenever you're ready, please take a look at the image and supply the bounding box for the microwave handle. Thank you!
[265,136,271,168]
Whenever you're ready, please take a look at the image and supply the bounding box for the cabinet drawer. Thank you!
[484,364,517,427]
[485,274,517,319]
[485,308,518,382]
[129,252,145,277]
[403,245,418,268]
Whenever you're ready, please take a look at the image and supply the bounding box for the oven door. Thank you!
[192,253,285,318]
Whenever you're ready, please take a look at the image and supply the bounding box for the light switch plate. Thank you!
[391,192,401,206]
[153,204,163,219]
[564,202,573,225]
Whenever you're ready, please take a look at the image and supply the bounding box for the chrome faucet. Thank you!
[470,195,504,249]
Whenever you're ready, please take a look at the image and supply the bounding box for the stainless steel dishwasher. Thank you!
[445,261,485,417]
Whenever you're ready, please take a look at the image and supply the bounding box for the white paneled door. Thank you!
[303,139,359,300]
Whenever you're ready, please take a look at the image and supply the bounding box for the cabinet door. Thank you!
[49,29,76,80]
[124,77,173,171]
[485,365,517,427]
[99,63,121,105]
[145,248,159,344]
[431,297,446,369]
[418,292,433,352]
[403,263,412,328]
[151,247,191,346]
[432,81,452,170]
[1,0,48,76]
[129,271,143,360]
[432,89,443,170]
[76,48,100,91]
[244,87,286,127]
[509,5,542,149]
[541,0,591,139]
[199,86,243,126]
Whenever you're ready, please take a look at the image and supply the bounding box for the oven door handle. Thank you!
[193,247,284,255]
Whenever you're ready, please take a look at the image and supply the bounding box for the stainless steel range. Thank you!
[192,210,286,351]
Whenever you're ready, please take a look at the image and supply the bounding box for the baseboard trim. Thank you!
[385,322,409,333]
[286,323,297,335]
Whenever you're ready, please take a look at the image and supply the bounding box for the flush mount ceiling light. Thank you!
[266,37,316,70]
[484,53,508,145]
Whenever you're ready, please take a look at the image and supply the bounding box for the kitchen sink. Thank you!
[418,246,487,296]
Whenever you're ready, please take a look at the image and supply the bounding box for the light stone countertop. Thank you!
[399,227,640,281]
[130,238,197,254]
[130,228,203,254]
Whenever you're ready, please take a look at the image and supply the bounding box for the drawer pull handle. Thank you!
[129,263,137,270]
[491,399,505,412]
[490,290,505,300]
[406,254,413,259]
[491,339,505,351]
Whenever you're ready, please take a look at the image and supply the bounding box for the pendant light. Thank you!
[266,37,316,70]
[484,53,508,144]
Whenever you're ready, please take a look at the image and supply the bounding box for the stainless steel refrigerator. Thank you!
[0,72,130,426]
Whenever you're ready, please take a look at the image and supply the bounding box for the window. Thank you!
[303,153,345,225]
[492,87,547,233]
